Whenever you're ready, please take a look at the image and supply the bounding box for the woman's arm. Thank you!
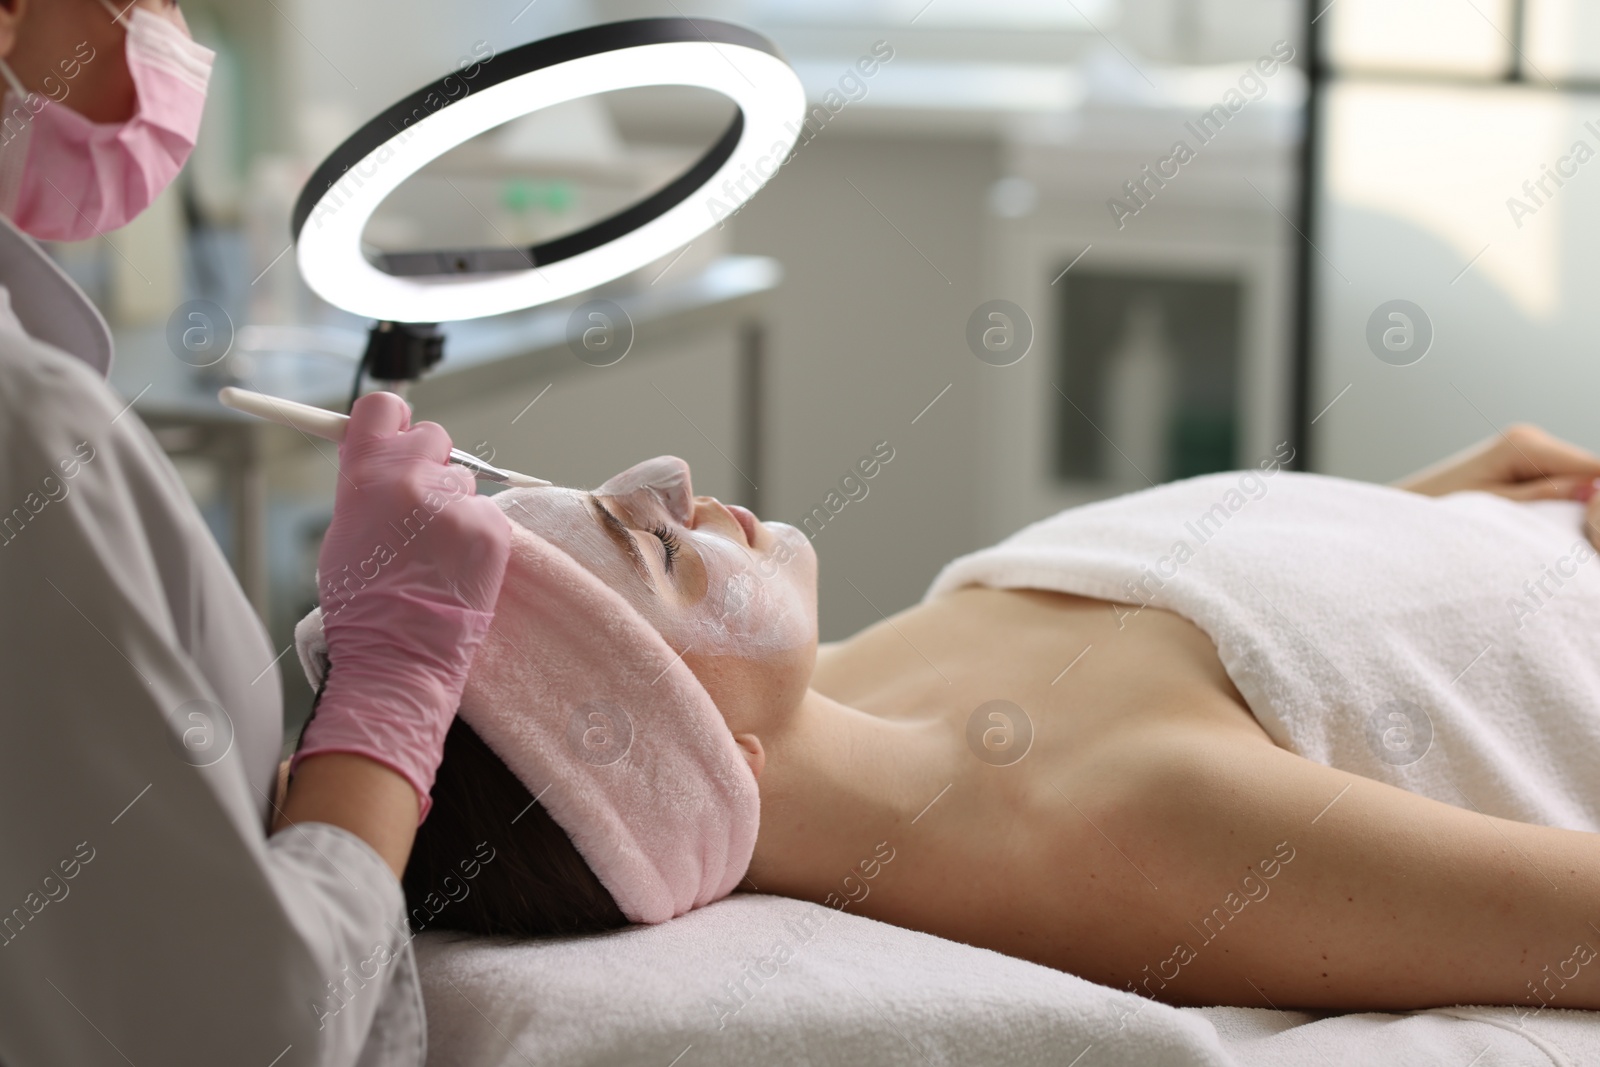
[271,737,419,879]
[277,754,418,877]
[1083,723,1600,1014]
[1393,423,1600,502]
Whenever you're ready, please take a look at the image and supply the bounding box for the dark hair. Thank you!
[401,715,629,937]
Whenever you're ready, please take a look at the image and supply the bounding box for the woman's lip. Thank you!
[726,504,760,546]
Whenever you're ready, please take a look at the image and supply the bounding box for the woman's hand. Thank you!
[1393,423,1600,502]
[1395,424,1600,553]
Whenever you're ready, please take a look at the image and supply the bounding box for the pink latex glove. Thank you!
[291,392,511,822]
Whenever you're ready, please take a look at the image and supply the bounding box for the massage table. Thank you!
[416,894,1597,1066]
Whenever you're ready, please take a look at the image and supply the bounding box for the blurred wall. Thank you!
[202,0,599,158]
[725,131,1001,640]
[160,0,1304,646]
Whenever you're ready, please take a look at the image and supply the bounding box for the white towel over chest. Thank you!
[925,470,1600,831]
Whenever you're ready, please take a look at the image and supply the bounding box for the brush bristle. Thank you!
[500,471,552,488]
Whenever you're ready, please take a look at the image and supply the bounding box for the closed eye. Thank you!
[650,523,682,574]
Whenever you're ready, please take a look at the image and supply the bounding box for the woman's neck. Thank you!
[744,687,973,902]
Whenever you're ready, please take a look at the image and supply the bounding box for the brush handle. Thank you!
[218,386,349,442]
[217,386,552,487]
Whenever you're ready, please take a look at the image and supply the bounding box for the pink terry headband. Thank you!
[295,517,760,925]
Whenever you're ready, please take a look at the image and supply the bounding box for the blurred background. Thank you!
[44,0,1600,733]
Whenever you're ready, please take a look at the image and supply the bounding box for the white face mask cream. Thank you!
[496,457,818,661]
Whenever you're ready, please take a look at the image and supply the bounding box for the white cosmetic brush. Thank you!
[218,386,551,488]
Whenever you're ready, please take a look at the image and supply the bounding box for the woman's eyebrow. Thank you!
[588,493,653,583]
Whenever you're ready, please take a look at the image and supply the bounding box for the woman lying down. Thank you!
[294,424,1600,1015]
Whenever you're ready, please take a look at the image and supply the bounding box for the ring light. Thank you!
[291,19,805,324]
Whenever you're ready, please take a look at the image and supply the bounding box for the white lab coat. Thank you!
[0,216,425,1066]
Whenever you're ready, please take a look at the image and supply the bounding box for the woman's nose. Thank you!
[688,495,719,529]
[598,456,694,523]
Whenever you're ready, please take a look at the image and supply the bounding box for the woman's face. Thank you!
[497,457,818,733]
[4,0,190,124]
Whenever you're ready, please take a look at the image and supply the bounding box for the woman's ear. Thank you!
[732,732,765,780]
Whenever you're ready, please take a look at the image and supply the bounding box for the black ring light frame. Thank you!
[291,18,774,279]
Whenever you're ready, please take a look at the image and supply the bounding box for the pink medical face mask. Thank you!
[0,1,213,241]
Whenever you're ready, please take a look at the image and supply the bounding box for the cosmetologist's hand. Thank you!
[292,391,511,822]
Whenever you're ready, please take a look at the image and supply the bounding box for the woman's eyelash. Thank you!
[650,523,681,573]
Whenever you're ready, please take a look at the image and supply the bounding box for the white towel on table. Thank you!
[417,894,1600,1066]
[925,469,1600,831]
